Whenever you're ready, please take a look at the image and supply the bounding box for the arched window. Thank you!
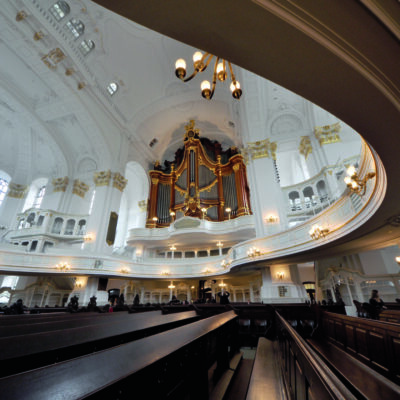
[23,178,48,211]
[32,185,46,209]
[303,186,314,208]
[79,39,95,56]
[0,178,9,208]
[64,219,75,235]
[316,180,328,202]
[288,191,301,211]
[51,217,63,234]
[66,19,85,39]
[77,219,86,235]
[49,1,70,21]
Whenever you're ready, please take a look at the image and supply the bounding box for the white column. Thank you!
[0,182,29,229]
[260,267,273,301]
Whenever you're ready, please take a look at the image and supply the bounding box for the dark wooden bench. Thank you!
[317,311,400,384]
[308,337,400,399]
[378,309,400,323]
[0,310,200,377]
[0,311,239,400]
[274,312,357,400]
[0,311,130,337]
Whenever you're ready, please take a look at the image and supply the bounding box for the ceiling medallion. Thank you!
[175,51,242,100]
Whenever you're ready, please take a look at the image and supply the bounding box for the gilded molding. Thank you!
[151,177,159,185]
[94,170,111,186]
[72,179,89,198]
[41,48,66,69]
[52,177,69,192]
[138,200,147,212]
[113,172,128,192]
[314,122,341,145]
[299,136,312,159]
[7,183,28,199]
[232,164,241,172]
[244,139,277,161]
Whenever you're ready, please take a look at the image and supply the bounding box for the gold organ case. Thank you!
[146,121,252,227]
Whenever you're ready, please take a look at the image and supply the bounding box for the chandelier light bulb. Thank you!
[347,165,357,177]
[230,81,242,99]
[216,62,227,81]
[201,80,212,99]
[344,176,352,185]
[193,51,203,63]
[175,58,187,79]
[351,181,359,189]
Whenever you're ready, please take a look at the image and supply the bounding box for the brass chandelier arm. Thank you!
[181,52,214,82]
[208,56,220,100]
[228,61,236,84]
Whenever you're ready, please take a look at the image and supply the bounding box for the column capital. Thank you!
[93,170,111,187]
[113,172,128,192]
[72,179,89,198]
[52,176,69,192]
[7,182,28,198]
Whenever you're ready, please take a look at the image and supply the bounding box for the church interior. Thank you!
[1,1,400,399]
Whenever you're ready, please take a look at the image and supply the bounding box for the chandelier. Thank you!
[344,165,375,196]
[175,51,242,100]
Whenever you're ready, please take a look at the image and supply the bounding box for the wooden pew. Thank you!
[0,311,239,400]
[307,311,400,398]
[274,312,357,400]
[0,311,140,338]
[378,309,400,323]
[0,310,200,378]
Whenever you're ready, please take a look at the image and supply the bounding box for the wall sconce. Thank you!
[168,281,176,289]
[216,241,223,248]
[152,216,158,228]
[225,207,231,220]
[56,262,71,272]
[219,280,227,287]
[309,225,329,240]
[265,215,279,224]
[344,165,376,196]
[170,245,176,251]
[201,207,207,219]
[161,271,170,276]
[16,11,27,21]
[277,272,285,280]
[75,280,83,288]
[120,267,130,274]
[247,247,261,258]
[221,259,231,269]
[170,211,175,221]
[396,257,400,266]
[84,232,95,242]
[203,269,212,275]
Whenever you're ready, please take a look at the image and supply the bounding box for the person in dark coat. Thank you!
[217,288,230,304]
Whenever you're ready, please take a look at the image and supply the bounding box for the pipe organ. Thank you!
[146,121,252,227]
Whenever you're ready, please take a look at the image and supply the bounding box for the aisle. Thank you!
[224,348,255,400]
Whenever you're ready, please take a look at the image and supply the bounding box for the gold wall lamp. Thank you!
[344,165,376,196]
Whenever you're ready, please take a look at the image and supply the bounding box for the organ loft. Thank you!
[146,121,252,228]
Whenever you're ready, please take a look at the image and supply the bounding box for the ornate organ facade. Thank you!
[146,121,252,228]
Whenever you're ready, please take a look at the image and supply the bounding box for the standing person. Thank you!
[217,288,230,304]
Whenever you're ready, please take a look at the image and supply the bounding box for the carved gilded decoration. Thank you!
[7,183,28,199]
[41,48,66,69]
[94,170,111,187]
[52,177,69,192]
[113,173,128,192]
[138,200,147,212]
[314,122,341,145]
[72,180,89,198]
[299,136,312,159]
[244,139,277,161]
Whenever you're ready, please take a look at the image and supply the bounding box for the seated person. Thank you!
[168,295,181,305]
[369,289,387,318]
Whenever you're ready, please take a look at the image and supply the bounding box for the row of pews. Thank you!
[1,302,399,399]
